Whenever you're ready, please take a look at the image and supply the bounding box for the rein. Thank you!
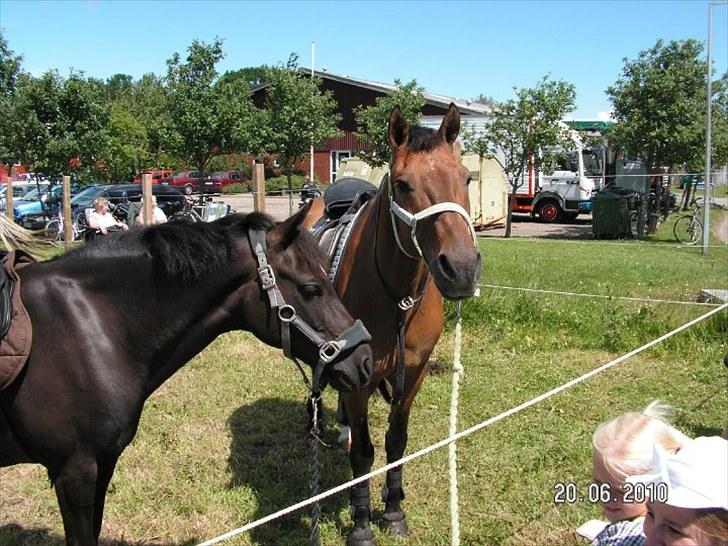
[248,228,371,396]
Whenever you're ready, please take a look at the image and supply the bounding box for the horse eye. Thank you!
[394,179,412,193]
[299,283,323,299]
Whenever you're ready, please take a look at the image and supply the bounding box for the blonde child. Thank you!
[590,401,689,546]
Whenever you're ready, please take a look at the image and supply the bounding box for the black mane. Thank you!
[406,126,442,152]
[57,212,276,282]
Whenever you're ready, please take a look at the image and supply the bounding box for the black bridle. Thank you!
[248,228,371,395]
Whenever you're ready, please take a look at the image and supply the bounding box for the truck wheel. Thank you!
[184,184,193,195]
[537,200,562,223]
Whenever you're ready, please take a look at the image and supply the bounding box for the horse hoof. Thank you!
[347,526,376,546]
[380,512,408,536]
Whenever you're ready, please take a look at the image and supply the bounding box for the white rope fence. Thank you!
[197,302,727,546]
[478,283,723,307]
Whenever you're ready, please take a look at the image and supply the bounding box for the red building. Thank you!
[251,70,491,184]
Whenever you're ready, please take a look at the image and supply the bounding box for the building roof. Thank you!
[253,68,493,117]
[306,69,492,116]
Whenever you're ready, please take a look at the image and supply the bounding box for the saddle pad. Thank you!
[0,250,35,390]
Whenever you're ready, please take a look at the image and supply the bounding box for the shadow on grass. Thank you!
[0,524,194,546]
[227,397,351,546]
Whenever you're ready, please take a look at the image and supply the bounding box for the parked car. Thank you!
[205,170,246,189]
[70,184,186,225]
[160,170,221,195]
[132,169,175,184]
[14,184,81,229]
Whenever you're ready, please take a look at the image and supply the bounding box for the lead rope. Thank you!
[449,301,464,546]
[309,393,322,546]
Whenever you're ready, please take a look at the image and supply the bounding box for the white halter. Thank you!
[388,178,478,260]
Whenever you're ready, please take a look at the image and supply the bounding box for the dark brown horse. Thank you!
[304,105,481,545]
[0,211,372,546]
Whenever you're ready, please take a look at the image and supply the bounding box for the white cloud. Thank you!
[597,111,613,121]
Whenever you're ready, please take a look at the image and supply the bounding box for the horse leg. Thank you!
[53,452,100,546]
[92,454,120,540]
[380,368,429,536]
[344,392,377,546]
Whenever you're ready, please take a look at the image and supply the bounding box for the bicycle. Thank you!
[672,197,704,245]
[44,209,81,245]
[168,196,205,223]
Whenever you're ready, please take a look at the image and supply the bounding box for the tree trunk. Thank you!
[505,191,515,238]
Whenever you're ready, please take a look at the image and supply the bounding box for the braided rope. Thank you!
[449,302,464,546]
[308,395,321,546]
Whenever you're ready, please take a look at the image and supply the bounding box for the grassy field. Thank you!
[1,210,726,546]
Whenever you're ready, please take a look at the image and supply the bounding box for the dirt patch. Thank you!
[711,210,728,244]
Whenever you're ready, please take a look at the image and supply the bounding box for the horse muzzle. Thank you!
[429,247,482,300]
[326,342,373,393]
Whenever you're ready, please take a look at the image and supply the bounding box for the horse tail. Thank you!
[0,214,40,254]
[378,380,393,404]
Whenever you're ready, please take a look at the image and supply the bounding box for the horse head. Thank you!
[246,208,372,393]
[387,103,482,300]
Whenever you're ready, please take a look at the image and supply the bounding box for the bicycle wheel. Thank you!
[44,218,62,243]
[673,215,703,245]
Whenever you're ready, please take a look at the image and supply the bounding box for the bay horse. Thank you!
[303,104,481,545]
[0,210,372,546]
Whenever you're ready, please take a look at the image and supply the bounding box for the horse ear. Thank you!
[388,106,409,150]
[275,201,310,249]
[438,103,461,145]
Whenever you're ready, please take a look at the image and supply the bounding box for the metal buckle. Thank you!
[278,304,296,322]
[318,340,342,364]
[258,265,276,291]
[398,296,416,311]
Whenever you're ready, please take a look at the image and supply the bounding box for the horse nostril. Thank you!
[438,254,457,281]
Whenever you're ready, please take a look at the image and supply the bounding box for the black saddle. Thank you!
[323,177,378,220]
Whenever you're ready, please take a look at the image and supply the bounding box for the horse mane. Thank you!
[58,212,275,282]
[406,125,443,153]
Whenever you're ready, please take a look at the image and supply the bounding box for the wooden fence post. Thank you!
[62,176,72,249]
[253,163,265,213]
[142,174,152,225]
[6,179,13,221]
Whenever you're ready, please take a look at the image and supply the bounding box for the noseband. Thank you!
[249,228,371,394]
[388,176,477,260]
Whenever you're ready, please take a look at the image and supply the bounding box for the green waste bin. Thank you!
[592,187,636,239]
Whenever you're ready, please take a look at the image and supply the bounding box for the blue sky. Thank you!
[1,0,726,119]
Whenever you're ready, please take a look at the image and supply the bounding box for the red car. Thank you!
[160,170,221,195]
[206,170,246,188]
[132,169,174,184]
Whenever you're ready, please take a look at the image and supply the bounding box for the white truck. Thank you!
[513,134,604,223]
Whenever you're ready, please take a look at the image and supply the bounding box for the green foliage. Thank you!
[0,31,22,97]
[464,76,575,236]
[354,79,425,167]
[98,103,149,182]
[261,54,340,195]
[163,39,262,192]
[262,55,341,166]
[221,182,249,194]
[3,70,109,181]
[264,173,306,194]
[607,39,720,170]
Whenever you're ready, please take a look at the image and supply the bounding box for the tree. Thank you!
[0,32,23,167]
[163,39,262,203]
[262,54,341,210]
[354,79,425,167]
[97,103,148,181]
[607,39,709,171]
[4,70,108,183]
[462,76,575,237]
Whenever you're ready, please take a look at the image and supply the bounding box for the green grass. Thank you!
[1,215,727,546]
